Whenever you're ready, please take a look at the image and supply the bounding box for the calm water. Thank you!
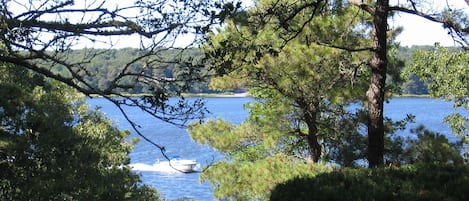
[87,97,468,201]
[87,97,251,201]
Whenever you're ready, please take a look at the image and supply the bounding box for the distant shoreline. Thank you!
[89,92,250,98]
[392,94,431,98]
[183,92,249,98]
[90,93,433,99]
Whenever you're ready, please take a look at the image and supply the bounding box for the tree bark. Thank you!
[367,0,388,168]
[304,102,321,162]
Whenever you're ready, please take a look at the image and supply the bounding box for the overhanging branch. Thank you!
[314,40,373,52]
[0,0,234,155]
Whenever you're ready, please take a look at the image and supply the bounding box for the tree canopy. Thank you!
[187,0,468,199]
[0,62,162,200]
[189,1,408,199]
[201,0,372,162]
[0,1,241,198]
[0,0,242,156]
[406,45,469,157]
[216,0,469,167]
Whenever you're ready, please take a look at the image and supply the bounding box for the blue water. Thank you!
[87,97,468,201]
[384,97,468,141]
[87,97,252,201]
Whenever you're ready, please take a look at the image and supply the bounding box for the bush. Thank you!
[270,164,469,201]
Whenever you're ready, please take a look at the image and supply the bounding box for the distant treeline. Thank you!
[47,45,461,95]
[47,48,215,94]
[397,45,463,95]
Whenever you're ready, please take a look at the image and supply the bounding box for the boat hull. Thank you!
[130,158,199,173]
[153,159,199,173]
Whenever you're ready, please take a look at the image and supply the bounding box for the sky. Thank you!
[53,0,469,48]
[393,13,456,47]
[391,0,469,47]
[9,0,468,48]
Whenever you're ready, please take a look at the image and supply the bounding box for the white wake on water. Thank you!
[129,162,200,173]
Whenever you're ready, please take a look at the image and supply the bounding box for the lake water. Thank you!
[87,97,468,201]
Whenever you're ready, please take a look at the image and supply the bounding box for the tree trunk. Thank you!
[304,102,321,162]
[367,0,388,168]
[307,123,321,162]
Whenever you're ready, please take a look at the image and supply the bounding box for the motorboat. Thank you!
[152,156,199,173]
[129,156,199,173]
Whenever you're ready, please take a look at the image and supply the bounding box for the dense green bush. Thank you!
[270,164,469,201]
[0,64,163,200]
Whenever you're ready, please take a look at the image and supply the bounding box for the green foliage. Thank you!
[405,45,468,156]
[47,48,212,94]
[409,46,468,108]
[202,0,372,163]
[200,155,332,201]
[271,126,469,200]
[270,164,469,201]
[386,44,408,95]
[403,125,464,165]
[189,1,439,199]
[11,45,454,96]
[444,114,469,146]
[209,75,246,92]
[324,108,417,167]
[189,101,333,200]
[400,74,429,95]
[189,110,297,162]
[0,64,162,200]
[190,0,468,199]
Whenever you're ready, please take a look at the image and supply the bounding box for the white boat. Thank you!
[153,156,199,173]
[129,156,199,173]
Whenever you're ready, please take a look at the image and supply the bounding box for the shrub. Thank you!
[270,164,469,201]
